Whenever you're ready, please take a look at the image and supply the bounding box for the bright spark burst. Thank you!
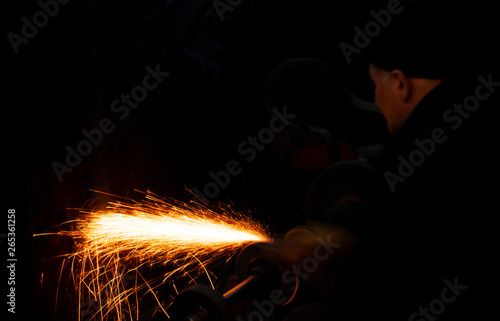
[50,190,270,321]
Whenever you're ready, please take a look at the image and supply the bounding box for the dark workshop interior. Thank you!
[4,0,499,320]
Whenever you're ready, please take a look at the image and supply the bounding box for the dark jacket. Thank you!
[359,73,499,320]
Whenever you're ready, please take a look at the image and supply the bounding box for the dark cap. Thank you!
[366,1,497,79]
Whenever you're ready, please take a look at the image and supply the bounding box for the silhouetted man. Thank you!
[353,1,499,320]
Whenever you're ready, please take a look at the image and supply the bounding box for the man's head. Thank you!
[363,4,446,134]
[362,1,495,134]
[368,63,443,134]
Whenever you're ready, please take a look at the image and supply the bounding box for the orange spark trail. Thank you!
[50,191,270,321]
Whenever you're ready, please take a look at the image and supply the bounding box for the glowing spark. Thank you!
[48,191,270,321]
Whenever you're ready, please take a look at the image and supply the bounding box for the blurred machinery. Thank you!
[264,58,387,166]
[169,225,357,321]
[168,161,372,321]
[165,58,381,321]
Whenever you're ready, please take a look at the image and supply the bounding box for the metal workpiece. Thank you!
[170,224,358,321]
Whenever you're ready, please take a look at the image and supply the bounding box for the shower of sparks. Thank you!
[46,190,270,321]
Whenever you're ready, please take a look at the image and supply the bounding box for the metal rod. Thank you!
[223,273,262,307]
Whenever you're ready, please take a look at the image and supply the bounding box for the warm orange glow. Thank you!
[49,191,270,321]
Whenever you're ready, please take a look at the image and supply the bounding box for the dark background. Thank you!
[2,0,497,320]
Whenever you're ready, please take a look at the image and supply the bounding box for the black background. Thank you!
[2,0,497,320]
